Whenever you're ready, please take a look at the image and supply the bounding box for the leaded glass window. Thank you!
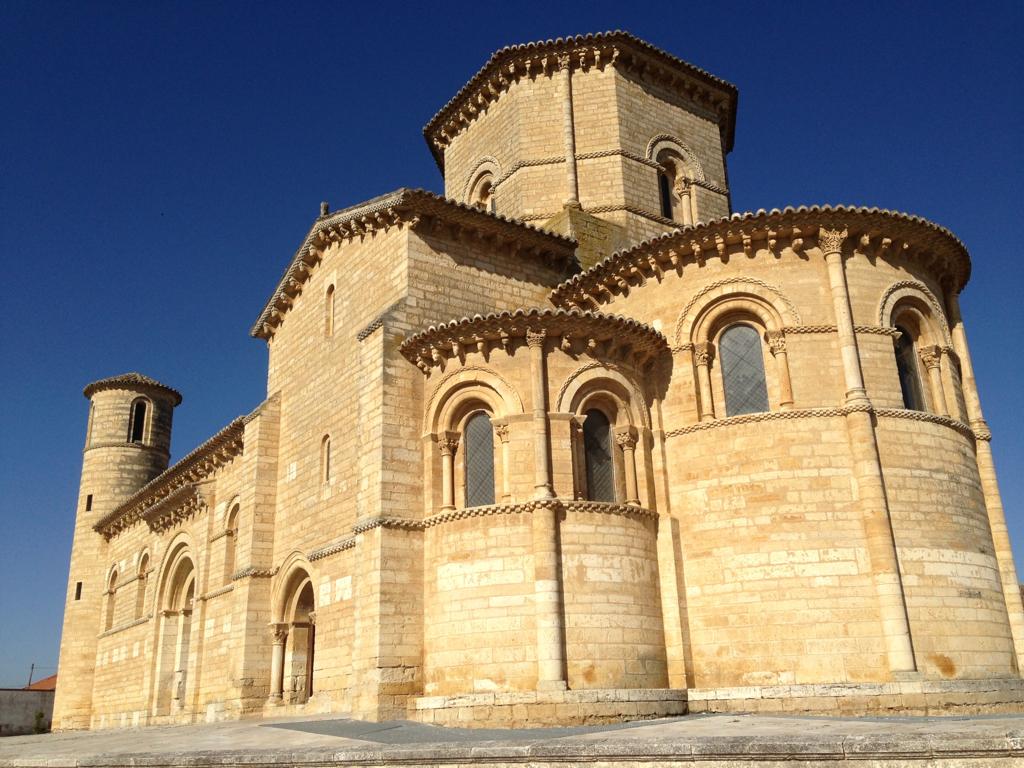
[583,409,615,502]
[720,325,770,416]
[658,173,673,219]
[894,326,926,411]
[464,412,495,507]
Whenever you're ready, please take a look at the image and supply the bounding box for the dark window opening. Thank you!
[129,400,147,444]
[895,326,926,411]
[74,582,82,601]
[658,173,673,219]
[583,409,615,502]
[85,494,93,511]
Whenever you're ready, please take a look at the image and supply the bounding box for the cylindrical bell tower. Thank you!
[53,373,180,729]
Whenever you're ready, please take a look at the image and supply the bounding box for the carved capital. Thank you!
[918,344,943,370]
[494,423,510,444]
[270,622,289,645]
[556,53,571,72]
[693,342,714,367]
[307,611,316,627]
[614,427,638,451]
[765,330,787,356]
[525,328,547,350]
[817,227,849,257]
[438,431,460,457]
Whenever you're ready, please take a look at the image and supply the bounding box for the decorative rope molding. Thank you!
[553,360,651,428]
[673,277,801,346]
[781,324,901,337]
[355,301,402,342]
[351,516,425,534]
[98,615,151,639]
[665,405,871,438]
[230,566,279,582]
[874,408,974,439]
[199,584,234,602]
[550,206,972,310]
[422,499,656,529]
[645,134,707,181]
[209,528,232,543]
[877,279,953,345]
[308,537,356,562]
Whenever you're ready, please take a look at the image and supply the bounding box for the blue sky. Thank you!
[0,2,1021,687]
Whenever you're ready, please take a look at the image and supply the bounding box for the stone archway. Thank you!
[153,549,195,717]
[269,565,316,705]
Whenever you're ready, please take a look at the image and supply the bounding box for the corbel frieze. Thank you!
[399,308,669,374]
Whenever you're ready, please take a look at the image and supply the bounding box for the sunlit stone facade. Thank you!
[54,32,1024,730]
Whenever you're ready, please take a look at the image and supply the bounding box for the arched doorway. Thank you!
[270,566,316,704]
[153,547,195,717]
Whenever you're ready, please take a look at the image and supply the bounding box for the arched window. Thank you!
[894,325,926,411]
[135,554,149,620]
[583,409,615,502]
[324,284,335,337]
[658,173,673,219]
[128,399,148,444]
[719,325,770,416]
[105,569,118,631]
[320,436,331,486]
[469,171,495,213]
[464,412,495,507]
[224,504,239,585]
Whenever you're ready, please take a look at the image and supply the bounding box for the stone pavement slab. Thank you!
[1,713,1022,766]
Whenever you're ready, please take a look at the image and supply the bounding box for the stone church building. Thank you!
[54,32,1024,729]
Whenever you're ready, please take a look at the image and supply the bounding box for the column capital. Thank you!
[526,328,547,350]
[614,425,638,450]
[765,329,787,356]
[817,227,849,257]
[919,344,943,370]
[556,53,572,71]
[270,622,289,645]
[693,341,714,367]
[438,431,460,457]
[494,423,510,444]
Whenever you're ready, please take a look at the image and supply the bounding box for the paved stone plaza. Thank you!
[1,713,1023,766]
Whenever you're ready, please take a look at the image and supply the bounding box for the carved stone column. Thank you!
[268,622,288,703]
[438,432,460,511]
[675,180,693,227]
[765,330,794,409]
[494,422,511,502]
[615,427,641,506]
[918,346,948,417]
[820,226,916,674]
[693,342,716,421]
[527,329,554,499]
[946,290,1024,670]
[558,54,580,208]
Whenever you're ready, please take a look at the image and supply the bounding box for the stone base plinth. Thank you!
[410,688,687,727]
[689,678,1024,716]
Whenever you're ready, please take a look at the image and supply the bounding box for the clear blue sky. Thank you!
[0,2,1021,688]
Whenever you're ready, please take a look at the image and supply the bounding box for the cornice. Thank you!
[83,372,182,406]
[398,307,669,373]
[94,416,246,540]
[250,189,577,341]
[422,31,738,170]
[549,205,972,309]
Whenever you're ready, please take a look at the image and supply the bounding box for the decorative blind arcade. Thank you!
[719,325,770,416]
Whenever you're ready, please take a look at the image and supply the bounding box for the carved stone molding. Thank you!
[817,227,849,257]
[693,342,714,367]
[765,330,787,355]
[550,207,971,311]
[400,308,668,374]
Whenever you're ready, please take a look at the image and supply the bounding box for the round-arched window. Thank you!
[464,412,495,507]
[582,409,615,502]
